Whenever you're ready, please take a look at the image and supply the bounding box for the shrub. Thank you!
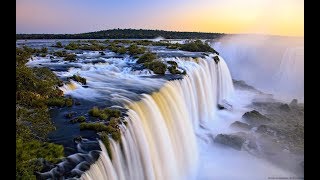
[69,75,86,85]
[79,122,108,132]
[46,97,66,107]
[104,109,121,118]
[65,112,75,119]
[111,131,121,142]
[180,40,219,53]
[65,42,79,50]
[64,54,77,61]
[46,97,72,107]
[88,106,101,117]
[168,66,181,74]
[16,138,64,180]
[137,53,157,64]
[89,107,121,120]
[100,132,112,159]
[144,61,167,74]
[127,44,146,55]
[40,47,48,54]
[53,50,68,57]
[99,113,109,120]
[70,116,86,123]
[167,61,178,66]
[116,46,127,54]
[65,98,73,107]
[55,41,63,48]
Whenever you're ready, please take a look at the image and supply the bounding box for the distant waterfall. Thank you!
[81,55,234,180]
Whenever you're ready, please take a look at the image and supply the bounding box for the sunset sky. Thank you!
[16,0,304,36]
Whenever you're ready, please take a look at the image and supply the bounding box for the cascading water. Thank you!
[213,35,304,102]
[80,55,234,180]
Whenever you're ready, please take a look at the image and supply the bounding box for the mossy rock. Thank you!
[70,116,86,124]
[144,61,167,74]
[79,122,108,132]
[64,54,77,61]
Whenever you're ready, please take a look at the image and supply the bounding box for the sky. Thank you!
[16,0,304,36]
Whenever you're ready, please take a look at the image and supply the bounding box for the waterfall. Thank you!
[81,55,234,180]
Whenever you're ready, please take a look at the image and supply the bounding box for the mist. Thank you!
[212,35,304,102]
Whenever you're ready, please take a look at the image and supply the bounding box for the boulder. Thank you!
[230,121,252,131]
[242,110,271,126]
[290,99,298,106]
[279,103,290,112]
[213,56,220,64]
[214,133,246,150]
[73,136,83,143]
[218,100,233,110]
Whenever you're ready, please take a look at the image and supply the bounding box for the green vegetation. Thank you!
[137,52,157,64]
[65,98,73,107]
[167,61,178,66]
[64,41,106,51]
[80,122,108,131]
[16,29,224,39]
[80,43,106,51]
[168,66,182,74]
[144,61,167,74]
[55,41,63,48]
[16,46,66,179]
[64,54,77,61]
[88,106,121,120]
[70,116,86,124]
[16,139,64,179]
[100,132,112,159]
[69,74,87,85]
[65,112,75,119]
[65,42,79,50]
[127,44,146,55]
[46,97,73,107]
[53,50,68,57]
[107,43,127,54]
[180,40,218,53]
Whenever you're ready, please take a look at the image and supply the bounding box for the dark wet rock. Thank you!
[218,100,233,110]
[77,161,91,172]
[290,99,298,106]
[99,51,106,55]
[230,121,252,131]
[217,104,225,110]
[232,80,263,93]
[65,112,76,119]
[82,85,89,88]
[242,110,271,126]
[213,56,220,64]
[75,101,81,106]
[279,103,290,112]
[36,158,55,173]
[214,133,246,150]
[73,136,83,143]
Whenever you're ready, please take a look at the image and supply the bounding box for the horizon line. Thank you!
[16,28,304,38]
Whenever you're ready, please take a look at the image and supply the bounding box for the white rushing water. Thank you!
[80,55,234,180]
